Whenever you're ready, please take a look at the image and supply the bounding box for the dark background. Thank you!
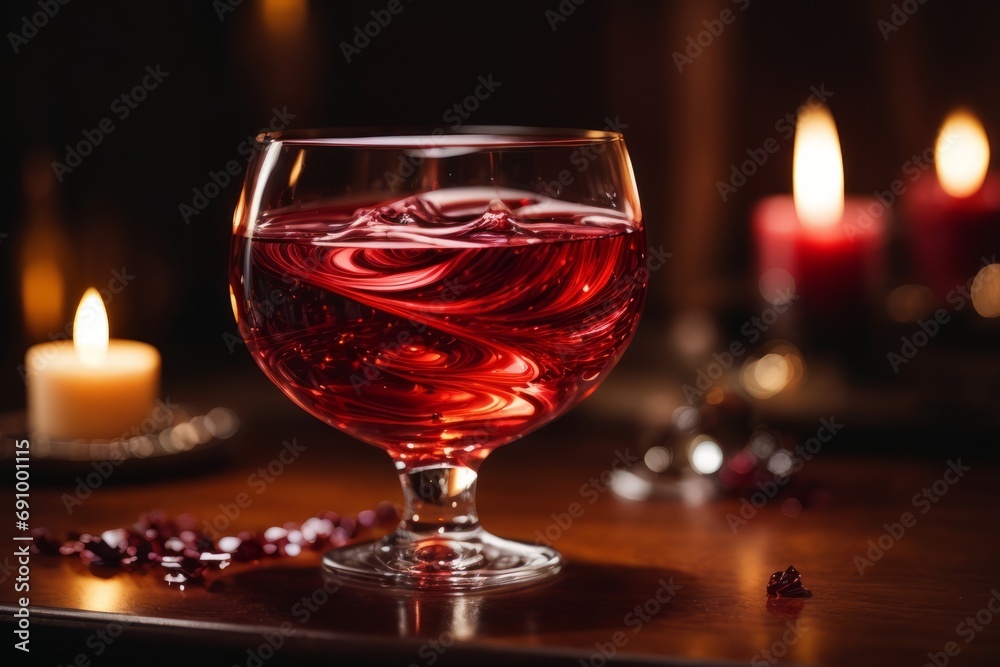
[3,0,999,449]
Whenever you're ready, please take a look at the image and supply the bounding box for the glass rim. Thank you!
[256,125,624,149]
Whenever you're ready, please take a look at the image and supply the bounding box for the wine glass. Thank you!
[230,127,647,591]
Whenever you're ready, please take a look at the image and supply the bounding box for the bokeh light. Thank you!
[887,284,935,323]
[971,264,1000,318]
[644,446,672,473]
[759,267,797,306]
[690,437,723,475]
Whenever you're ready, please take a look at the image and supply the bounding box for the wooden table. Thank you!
[3,377,999,666]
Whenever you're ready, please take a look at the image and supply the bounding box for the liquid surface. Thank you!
[231,188,646,465]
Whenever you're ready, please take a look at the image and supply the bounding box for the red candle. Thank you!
[905,110,1000,299]
[754,197,885,317]
[754,106,885,320]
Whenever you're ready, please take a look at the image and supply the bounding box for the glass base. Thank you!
[323,528,562,592]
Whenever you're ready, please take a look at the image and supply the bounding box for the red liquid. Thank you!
[231,190,646,465]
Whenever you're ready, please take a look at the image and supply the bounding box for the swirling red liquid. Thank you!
[231,192,646,466]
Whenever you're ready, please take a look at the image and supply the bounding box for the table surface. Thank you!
[2,377,999,667]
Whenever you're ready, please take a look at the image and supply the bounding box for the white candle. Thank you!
[25,288,161,441]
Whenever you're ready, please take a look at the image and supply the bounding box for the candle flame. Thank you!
[73,288,109,367]
[793,105,845,229]
[936,110,990,198]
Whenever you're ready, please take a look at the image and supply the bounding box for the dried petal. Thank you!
[766,565,813,598]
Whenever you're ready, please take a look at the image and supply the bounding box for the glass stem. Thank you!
[395,460,482,539]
